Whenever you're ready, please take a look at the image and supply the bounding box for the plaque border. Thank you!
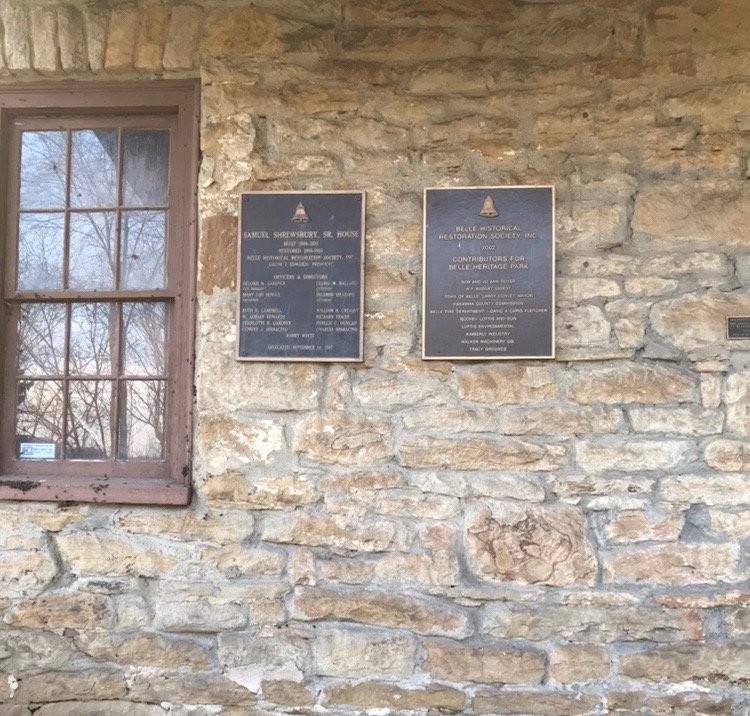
[422,185,556,361]
[727,316,750,340]
[236,190,366,362]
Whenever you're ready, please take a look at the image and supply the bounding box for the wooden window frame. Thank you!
[0,81,198,505]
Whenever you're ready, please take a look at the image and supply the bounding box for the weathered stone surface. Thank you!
[203,7,284,58]
[399,436,565,471]
[425,638,545,685]
[4,591,111,632]
[57,5,87,70]
[0,530,57,599]
[163,4,202,70]
[552,474,655,509]
[198,213,238,294]
[551,644,610,683]
[104,6,138,70]
[456,364,557,404]
[198,417,284,471]
[576,438,693,472]
[314,628,415,678]
[134,3,167,69]
[661,474,750,506]
[127,670,256,705]
[202,471,319,510]
[322,682,465,712]
[2,5,30,69]
[465,504,596,587]
[569,364,695,404]
[30,7,58,71]
[603,544,740,585]
[291,587,472,638]
[116,508,254,544]
[501,404,623,435]
[710,511,750,540]
[605,508,684,544]
[12,671,127,703]
[82,3,107,70]
[74,632,211,669]
[472,691,601,715]
[704,439,750,472]
[628,406,723,435]
[725,372,750,435]
[201,544,285,578]
[294,413,392,465]
[620,645,750,684]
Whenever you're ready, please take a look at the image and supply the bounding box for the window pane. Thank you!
[18,304,66,376]
[16,380,63,459]
[70,130,118,208]
[118,380,165,460]
[19,131,67,210]
[69,212,116,290]
[66,380,114,459]
[123,302,166,376]
[17,212,65,290]
[122,130,169,207]
[120,210,166,289]
[69,303,117,377]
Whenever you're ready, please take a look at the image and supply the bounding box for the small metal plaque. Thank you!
[237,191,365,361]
[727,316,750,340]
[423,186,555,360]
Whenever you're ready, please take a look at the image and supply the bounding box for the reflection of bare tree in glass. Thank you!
[16,128,169,462]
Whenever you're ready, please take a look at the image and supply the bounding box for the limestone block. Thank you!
[0,630,76,673]
[556,277,621,307]
[203,7,285,58]
[501,405,624,436]
[261,680,314,708]
[556,305,613,354]
[709,511,750,540]
[163,4,202,70]
[661,473,750,506]
[603,544,740,585]
[628,406,723,435]
[201,472,319,510]
[322,682,465,712]
[726,607,750,637]
[198,214,237,294]
[409,470,545,502]
[116,508,255,545]
[605,508,684,544]
[346,1,502,26]
[197,417,284,472]
[624,277,679,297]
[57,5,87,70]
[576,438,692,472]
[725,372,750,435]
[557,202,627,252]
[352,374,450,410]
[127,670,256,705]
[294,413,392,466]
[424,638,545,685]
[134,3,167,70]
[552,474,655,508]
[402,406,496,432]
[633,182,750,249]
[551,644,610,683]
[30,7,58,71]
[2,5,30,69]
[472,691,601,715]
[342,27,476,61]
[83,3,107,71]
[704,438,750,472]
[620,645,750,685]
[456,364,557,404]
[0,530,57,598]
[569,363,695,405]
[11,671,127,704]
[399,436,566,471]
[314,628,416,678]
[4,591,111,632]
[465,504,597,587]
[104,6,138,70]
[291,586,472,638]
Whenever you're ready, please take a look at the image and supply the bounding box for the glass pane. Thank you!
[122,130,169,207]
[66,380,114,459]
[16,380,63,460]
[123,302,166,376]
[69,212,116,290]
[19,131,67,210]
[17,212,65,290]
[69,303,117,377]
[18,304,66,376]
[120,210,166,289]
[70,129,117,208]
[118,380,165,459]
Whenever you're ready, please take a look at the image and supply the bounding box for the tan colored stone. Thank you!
[314,628,415,679]
[55,531,178,577]
[425,638,545,685]
[82,3,107,71]
[75,632,211,669]
[198,417,284,472]
[13,671,127,703]
[116,509,254,545]
[203,7,284,58]
[2,5,30,69]
[556,305,614,356]
[576,439,692,472]
[661,474,750,506]
[399,436,565,471]
[569,364,695,404]
[57,5,87,70]
[456,364,556,404]
[163,4,202,70]
[198,214,238,294]
[219,629,307,686]
[261,680,314,707]
[410,470,546,502]
[725,372,750,435]
[551,474,655,508]
[291,586,471,638]
[202,471,319,510]
[628,406,723,435]
[604,544,740,585]
[4,591,111,632]
[202,544,285,578]
[134,3,167,69]
[294,413,392,465]
[322,682,465,712]
[620,645,750,684]
[557,277,621,307]
[127,670,256,705]
[30,7,58,71]
[0,533,58,599]
[624,276,679,297]
[551,644,609,683]
[502,405,623,435]
[704,439,750,472]
[605,508,684,544]
[473,691,601,715]
[710,510,750,540]
[353,374,449,410]
[104,6,138,70]
[465,504,596,587]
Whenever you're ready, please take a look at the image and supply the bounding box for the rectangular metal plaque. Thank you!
[423,186,555,360]
[237,191,365,361]
[727,316,750,340]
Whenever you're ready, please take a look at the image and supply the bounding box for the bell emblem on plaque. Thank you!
[479,195,499,218]
[292,202,310,223]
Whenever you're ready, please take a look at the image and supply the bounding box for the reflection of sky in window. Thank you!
[71,130,117,208]
[20,131,66,209]
[18,213,65,290]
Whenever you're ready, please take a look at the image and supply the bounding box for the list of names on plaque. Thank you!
[238,192,364,361]
[423,186,555,360]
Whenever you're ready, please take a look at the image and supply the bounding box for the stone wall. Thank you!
[1,0,749,713]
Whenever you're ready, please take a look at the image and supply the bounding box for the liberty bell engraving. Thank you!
[479,195,499,217]
[292,202,310,223]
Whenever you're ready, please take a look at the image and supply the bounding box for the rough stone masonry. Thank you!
[0,0,749,714]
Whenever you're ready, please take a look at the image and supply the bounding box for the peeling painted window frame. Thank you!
[0,81,198,505]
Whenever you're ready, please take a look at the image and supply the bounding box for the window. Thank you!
[0,83,198,504]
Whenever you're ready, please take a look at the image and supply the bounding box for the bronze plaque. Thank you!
[423,186,555,360]
[237,191,365,361]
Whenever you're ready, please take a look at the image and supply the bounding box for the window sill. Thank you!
[0,474,190,505]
